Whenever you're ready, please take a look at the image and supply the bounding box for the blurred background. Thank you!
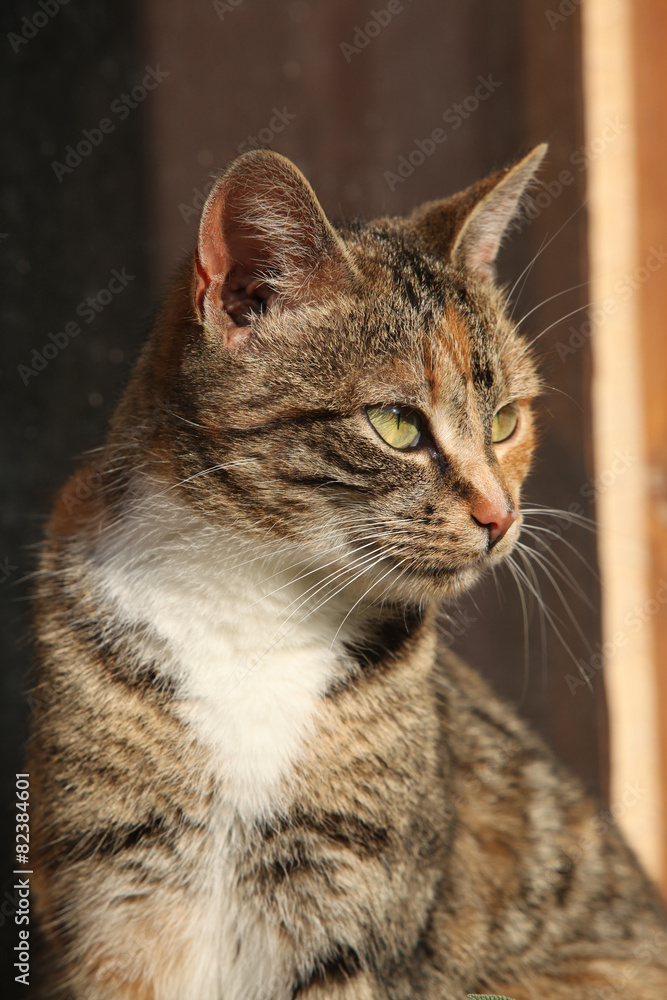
[2,1,665,992]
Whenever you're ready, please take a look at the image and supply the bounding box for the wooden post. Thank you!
[582,0,665,890]
[632,0,667,892]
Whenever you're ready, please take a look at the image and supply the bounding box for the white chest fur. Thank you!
[91,483,354,818]
[88,484,364,998]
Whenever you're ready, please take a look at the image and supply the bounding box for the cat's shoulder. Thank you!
[433,642,577,787]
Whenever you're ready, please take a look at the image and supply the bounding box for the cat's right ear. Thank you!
[194,151,353,350]
[408,143,548,282]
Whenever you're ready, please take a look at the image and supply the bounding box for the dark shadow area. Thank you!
[1,2,151,993]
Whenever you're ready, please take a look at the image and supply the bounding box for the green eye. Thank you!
[367,406,422,450]
[492,402,518,443]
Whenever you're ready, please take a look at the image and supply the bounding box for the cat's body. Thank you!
[29,148,667,999]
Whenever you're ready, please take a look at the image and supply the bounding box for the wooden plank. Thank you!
[582,0,664,887]
[632,0,667,892]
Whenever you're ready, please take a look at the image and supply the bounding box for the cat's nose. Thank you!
[471,496,517,547]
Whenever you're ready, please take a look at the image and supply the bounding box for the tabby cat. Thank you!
[29,145,667,999]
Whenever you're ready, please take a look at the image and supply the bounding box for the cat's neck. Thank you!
[87,472,417,818]
[92,470,393,643]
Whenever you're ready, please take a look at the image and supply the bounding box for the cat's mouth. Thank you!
[338,548,507,606]
[350,514,521,601]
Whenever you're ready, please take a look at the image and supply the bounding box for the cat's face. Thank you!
[136,148,544,604]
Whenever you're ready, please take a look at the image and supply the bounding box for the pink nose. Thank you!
[471,496,517,547]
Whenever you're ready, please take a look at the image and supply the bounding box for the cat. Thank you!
[29,145,667,1000]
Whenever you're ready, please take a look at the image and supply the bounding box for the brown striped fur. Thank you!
[29,148,667,999]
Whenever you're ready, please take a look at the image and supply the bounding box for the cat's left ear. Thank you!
[410,143,547,282]
[194,150,354,350]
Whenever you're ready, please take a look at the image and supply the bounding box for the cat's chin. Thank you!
[427,563,488,602]
[350,559,487,607]
[373,544,516,605]
[447,541,518,596]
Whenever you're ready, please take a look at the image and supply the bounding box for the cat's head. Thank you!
[129,146,545,604]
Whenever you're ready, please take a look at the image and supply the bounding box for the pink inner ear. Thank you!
[468,237,498,280]
[194,249,212,319]
[194,197,233,320]
[460,206,514,280]
[195,181,283,329]
[194,219,280,339]
[192,150,351,345]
